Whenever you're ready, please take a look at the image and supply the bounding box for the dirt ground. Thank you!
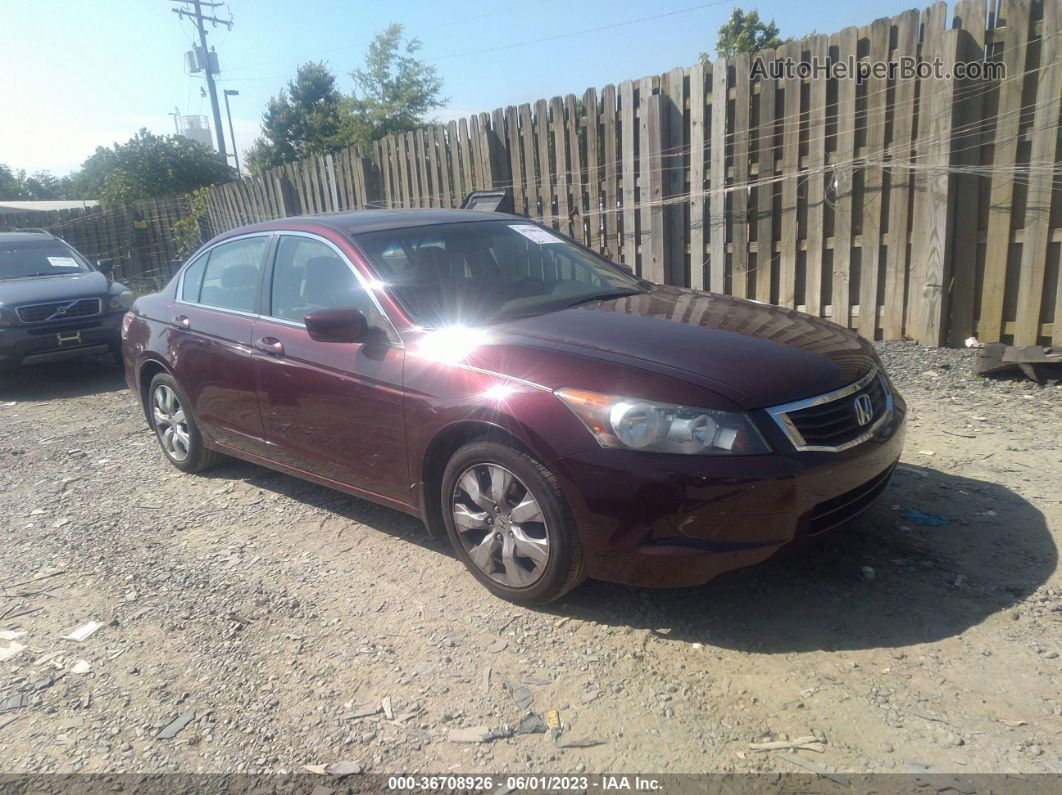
[0,342,1059,778]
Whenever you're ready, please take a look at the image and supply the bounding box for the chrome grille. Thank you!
[16,298,102,324]
[766,368,893,452]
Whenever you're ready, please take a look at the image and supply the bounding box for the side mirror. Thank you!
[304,307,368,343]
[97,258,114,275]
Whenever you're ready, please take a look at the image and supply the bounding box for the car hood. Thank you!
[0,271,111,305]
[482,285,878,409]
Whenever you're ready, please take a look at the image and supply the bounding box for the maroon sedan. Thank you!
[122,210,905,604]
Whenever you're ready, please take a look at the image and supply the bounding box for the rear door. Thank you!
[251,232,408,504]
[170,233,271,452]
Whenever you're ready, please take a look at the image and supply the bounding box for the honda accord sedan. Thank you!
[122,209,905,604]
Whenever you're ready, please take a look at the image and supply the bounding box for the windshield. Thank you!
[355,220,645,327]
[0,240,93,280]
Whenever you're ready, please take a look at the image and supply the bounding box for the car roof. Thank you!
[233,209,525,238]
[0,231,63,244]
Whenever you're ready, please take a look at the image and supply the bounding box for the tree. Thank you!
[72,129,233,204]
[701,8,784,63]
[245,62,352,174]
[0,164,76,201]
[348,24,445,145]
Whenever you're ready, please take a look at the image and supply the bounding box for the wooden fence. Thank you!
[0,195,192,291]
[8,0,1061,346]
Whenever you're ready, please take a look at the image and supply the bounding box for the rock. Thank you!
[156,711,194,740]
[861,566,876,582]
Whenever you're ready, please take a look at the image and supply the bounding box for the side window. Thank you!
[198,236,268,313]
[271,236,391,336]
[180,251,209,302]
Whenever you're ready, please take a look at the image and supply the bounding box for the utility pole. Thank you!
[223,89,240,176]
[171,0,231,161]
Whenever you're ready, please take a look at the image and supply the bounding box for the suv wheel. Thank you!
[441,440,586,605]
[148,373,221,473]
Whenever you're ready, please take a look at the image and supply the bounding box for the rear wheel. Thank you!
[148,373,221,473]
[441,441,586,605]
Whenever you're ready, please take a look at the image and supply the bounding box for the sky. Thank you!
[2,0,906,177]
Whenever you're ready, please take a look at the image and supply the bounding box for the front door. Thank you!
[251,233,407,504]
[170,234,271,452]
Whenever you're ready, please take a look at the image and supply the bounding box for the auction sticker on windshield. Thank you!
[47,256,79,267]
[509,224,561,244]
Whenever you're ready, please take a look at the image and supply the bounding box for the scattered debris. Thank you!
[502,680,533,710]
[70,659,92,674]
[487,639,507,653]
[324,761,363,776]
[579,687,601,704]
[62,620,103,642]
[0,630,25,641]
[0,693,29,712]
[514,712,548,735]
[555,736,607,749]
[33,651,61,667]
[1000,719,1028,727]
[345,706,381,720]
[520,674,553,686]
[546,710,561,730]
[156,710,194,740]
[0,640,27,663]
[749,736,826,753]
[448,725,511,743]
[909,708,952,726]
[776,754,849,786]
[902,509,949,527]
[381,696,394,721]
[973,342,1062,384]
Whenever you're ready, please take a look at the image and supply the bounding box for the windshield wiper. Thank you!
[560,288,644,308]
[488,288,645,322]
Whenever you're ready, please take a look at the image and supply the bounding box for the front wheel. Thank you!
[440,441,586,605]
[147,373,221,473]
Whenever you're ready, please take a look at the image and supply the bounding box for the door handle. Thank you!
[254,336,284,356]
[174,314,191,329]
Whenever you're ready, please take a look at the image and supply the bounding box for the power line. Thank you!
[423,1,730,62]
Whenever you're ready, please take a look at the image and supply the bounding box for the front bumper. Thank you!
[0,312,123,371]
[551,395,906,587]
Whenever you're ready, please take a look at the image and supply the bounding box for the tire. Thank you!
[440,440,586,605]
[147,372,222,473]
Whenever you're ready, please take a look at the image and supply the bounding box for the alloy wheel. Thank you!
[451,463,550,588]
[152,384,190,462]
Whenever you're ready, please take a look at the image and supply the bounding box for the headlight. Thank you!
[555,388,771,455]
[110,290,134,311]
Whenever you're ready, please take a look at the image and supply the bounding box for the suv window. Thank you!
[270,236,391,336]
[193,236,267,312]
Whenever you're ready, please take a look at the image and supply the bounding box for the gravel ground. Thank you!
[0,342,1059,777]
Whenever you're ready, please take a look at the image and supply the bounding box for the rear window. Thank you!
[0,241,92,280]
